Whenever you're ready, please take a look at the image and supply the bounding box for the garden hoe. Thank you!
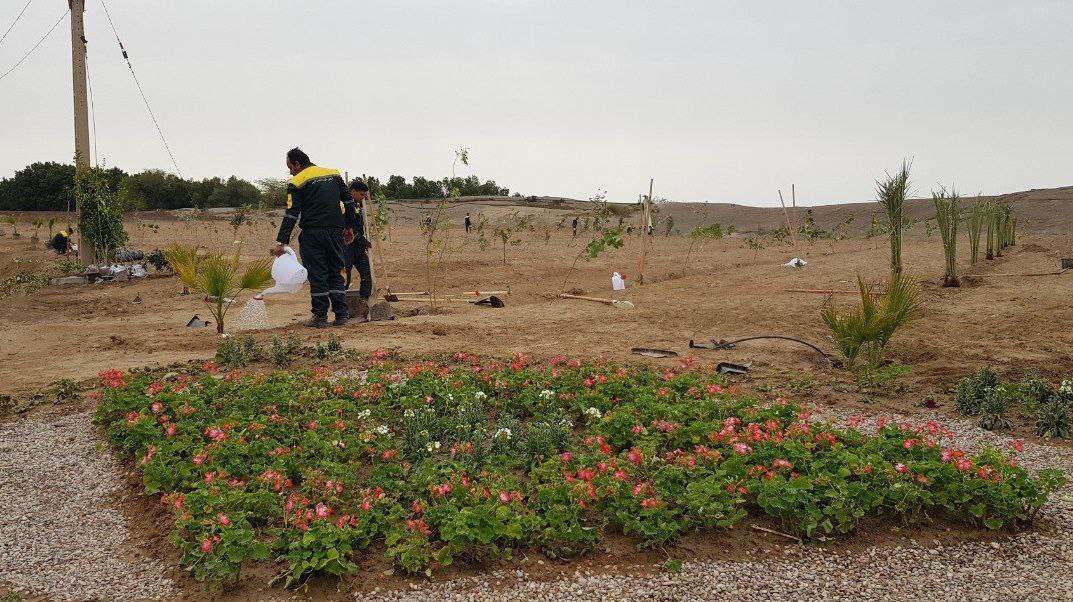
[559,293,634,310]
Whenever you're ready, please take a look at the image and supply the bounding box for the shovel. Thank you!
[558,293,635,309]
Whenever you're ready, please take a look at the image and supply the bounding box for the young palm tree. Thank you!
[933,188,960,286]
[968,201,985,265]
[163,245,202,295]
[196,250,272,334]
[876,161,911,276]
[821,273,921,369]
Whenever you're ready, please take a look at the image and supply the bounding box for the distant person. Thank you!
[572,216,579,238]
[51,227,73,255]
[424,215,432,230]
[273,147,358,328]
[464,212,472,233]
[345,179,374,305]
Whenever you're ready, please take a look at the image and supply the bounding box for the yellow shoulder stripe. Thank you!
[290,165,340,187]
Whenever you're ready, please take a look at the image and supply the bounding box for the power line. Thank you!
[0,0,34,49]
[0,9,67,83]
[99,0,182,177]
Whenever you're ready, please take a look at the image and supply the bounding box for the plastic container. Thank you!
[262,246,307,295]
[611,272,626,291]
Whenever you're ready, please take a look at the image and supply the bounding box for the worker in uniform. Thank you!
[273,147,358,328]
[344,178,374,314]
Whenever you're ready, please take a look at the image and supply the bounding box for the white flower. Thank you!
[559,417,575,428]
[474,391,488,401]
[376,425,390,435]
[584,407,602,420]
[404,409,416,418]
[539,389,555,400]
[220,333,232,339]
[356,409,371,420]
[493,428,512,440]
[1061,380,1073,396]
[426,441,442,452]
[331,440,346,449]
[448,393,455,401]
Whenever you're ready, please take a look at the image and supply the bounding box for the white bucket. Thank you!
[262,246,307,295]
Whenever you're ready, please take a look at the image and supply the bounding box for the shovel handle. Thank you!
[559,293,614,305]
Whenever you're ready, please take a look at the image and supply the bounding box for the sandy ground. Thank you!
[2,205,1072,407]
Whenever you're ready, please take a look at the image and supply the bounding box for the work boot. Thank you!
[307,315,329,329]
[333,315,350,327]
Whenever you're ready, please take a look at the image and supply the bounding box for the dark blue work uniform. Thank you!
[275,165,357,319]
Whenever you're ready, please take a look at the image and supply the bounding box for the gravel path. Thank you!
[0,411,173,601]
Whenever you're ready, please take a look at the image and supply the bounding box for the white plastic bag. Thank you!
[262,246,307,295]
[782,258,807,268]
[611,272,626,290]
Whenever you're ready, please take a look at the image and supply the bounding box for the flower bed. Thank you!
[94,354,1066,586]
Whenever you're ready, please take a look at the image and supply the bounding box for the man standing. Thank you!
[464,212,472,233]
[345,179,374,307]
[274,147,358,328]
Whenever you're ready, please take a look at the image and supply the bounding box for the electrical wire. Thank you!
[0,0,34,49]
[0,9,68,83]
[99,0,182,177]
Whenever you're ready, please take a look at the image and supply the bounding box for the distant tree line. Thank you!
[0,162,517,212]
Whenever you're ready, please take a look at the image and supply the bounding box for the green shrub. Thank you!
[955,367,999,415]
[979,385,1013,431]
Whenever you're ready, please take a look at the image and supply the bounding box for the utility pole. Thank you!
[70,0,95,263]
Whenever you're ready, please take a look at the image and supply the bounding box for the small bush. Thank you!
[1036,396,1071,439]
[979,385,1013,431]
[215,335,262,369]
[954,367,999,415]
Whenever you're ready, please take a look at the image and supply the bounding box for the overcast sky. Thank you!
[1,0,1071,205]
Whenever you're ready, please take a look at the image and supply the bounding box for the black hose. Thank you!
[691,336,834,363]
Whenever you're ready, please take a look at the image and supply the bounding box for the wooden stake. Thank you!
[750,524,802,543]
[636,179,653,285]
[792,184,796,208]
[778,189,798,247]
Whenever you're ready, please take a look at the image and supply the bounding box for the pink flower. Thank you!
[361,498,372,511]
[217,513,230,525]
[499,491,511,503]
[200,539,213,553]
[732,442,752,455]
[1007,440,1024,453]
[560,452,575,463]
[613,469,629,480]
[165,423,177,436]
[150,401,163,413]
[583,379,594,387]
[307,421,318,430]
[631,425,644,434]
[955,457,973,472]
[940,449,954,462]
[315,503,331,518]
[772,458,793,470]
[627,449,644,464]
[902,439,915,450]
[894,462,907,473]
[876,417,887,429]
[639,498,662,508]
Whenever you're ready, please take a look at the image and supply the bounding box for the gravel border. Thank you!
[0,411,173,601]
